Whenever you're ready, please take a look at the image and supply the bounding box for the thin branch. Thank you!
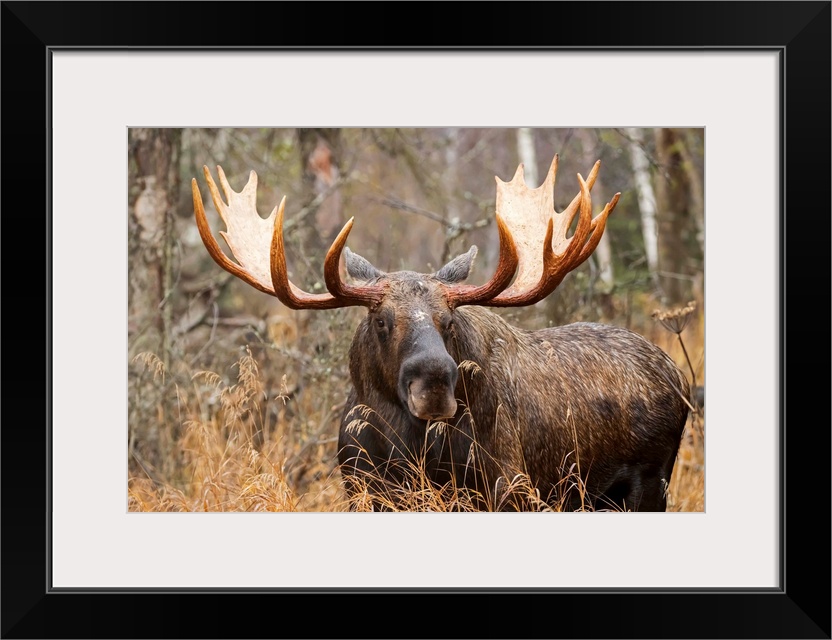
[283,174,350,232]
[188,301,220,367]
[455,129,502,169]
[378,196,447,225]
[374,195,492,235]
[615,127,671,181]
[656,270,698,282]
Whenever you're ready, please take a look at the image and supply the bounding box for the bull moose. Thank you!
[192,155,691,512]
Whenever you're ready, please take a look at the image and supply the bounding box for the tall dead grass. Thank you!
[129,346,341,512]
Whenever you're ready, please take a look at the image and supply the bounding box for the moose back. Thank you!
[192,155,691,511]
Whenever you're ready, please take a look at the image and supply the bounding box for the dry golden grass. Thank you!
[130,348,300,512]
[653,299,705,512]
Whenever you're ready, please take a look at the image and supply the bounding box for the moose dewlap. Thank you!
[193,155,691,512]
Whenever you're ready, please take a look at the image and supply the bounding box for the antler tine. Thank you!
[194,165,385,311]
[454,155,619,308]
[532,172,614,298]
[444,213,520,309]
[322,217,387,306]
[575,190,620,266]
[270,202,386,309]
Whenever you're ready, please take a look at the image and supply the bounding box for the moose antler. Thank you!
[194,156,616,312]
[458,155,620,307]
[193,165,387,309]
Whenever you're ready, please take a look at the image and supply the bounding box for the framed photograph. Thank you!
[131,124,707,516]
[4,2,828,638]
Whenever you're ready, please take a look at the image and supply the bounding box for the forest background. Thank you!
[127,127,705,512]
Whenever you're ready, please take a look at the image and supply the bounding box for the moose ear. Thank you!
[434,246,478,284]
[344,247,384,282]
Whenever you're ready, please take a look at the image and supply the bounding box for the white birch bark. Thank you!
[516,127,538,186]
[591,184,615,288]
[575,129,614,288]
[626,127,660,280]
[444,127,461,224]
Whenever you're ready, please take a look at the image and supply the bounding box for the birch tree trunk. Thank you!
[576,129,614,289]
[516,127,539,187]
[625,127,661,296]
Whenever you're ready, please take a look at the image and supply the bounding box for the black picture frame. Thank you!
[2,2,829,638]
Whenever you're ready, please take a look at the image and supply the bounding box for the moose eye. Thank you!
[373,312,392,335]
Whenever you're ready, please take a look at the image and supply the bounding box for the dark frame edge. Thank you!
[1,1,829,639]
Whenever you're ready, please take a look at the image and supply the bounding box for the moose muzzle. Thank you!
[399,349,459,421]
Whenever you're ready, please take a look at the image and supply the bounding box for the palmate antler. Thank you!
[192,166,382,309]
[472,155,621,307]
[192,155,618,311]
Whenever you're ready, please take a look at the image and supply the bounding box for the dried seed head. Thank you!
[345,419,370,435]
[652,300,697,334]
[426,420,449,436]
[457,359,483,377]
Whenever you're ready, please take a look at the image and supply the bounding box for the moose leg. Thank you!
[624,474,668,512]
[620,466,671,512]
[594,465,669,512]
